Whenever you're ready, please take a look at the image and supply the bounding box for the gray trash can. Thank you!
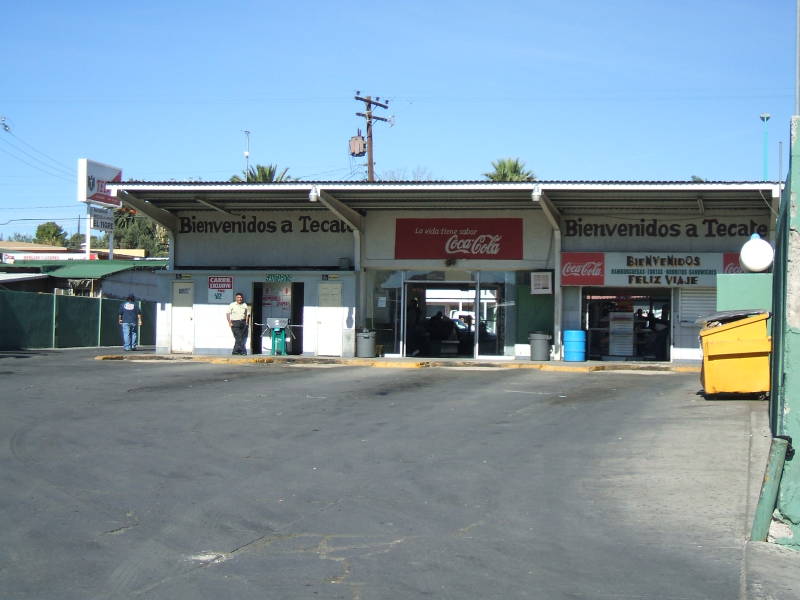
[529,332,551,361]
[356,330,376,357]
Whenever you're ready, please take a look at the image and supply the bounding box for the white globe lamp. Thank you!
[739,233,774,272]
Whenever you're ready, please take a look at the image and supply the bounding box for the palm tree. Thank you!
[483,158,536,182]
[230,164,292,183]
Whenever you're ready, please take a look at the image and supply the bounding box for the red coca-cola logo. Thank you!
[445,234,502,256]
[562,261,602,277]
[561,252,605,285]
[395,219,522,260]
[723,252,743,273]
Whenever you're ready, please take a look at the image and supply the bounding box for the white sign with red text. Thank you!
[77,158,123,207]
[208,276,233,303]
[561,252,744,287]
[2,252,98,263]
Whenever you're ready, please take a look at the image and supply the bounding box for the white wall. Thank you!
[154,271,356,356]
[362,209,554,270]
[173,210,355,268]
[561,213,770,252]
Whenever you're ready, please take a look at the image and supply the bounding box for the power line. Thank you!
[0,205,78,210]
[0,145,74,182]
[0,115,76,176]
[0,136,75,177]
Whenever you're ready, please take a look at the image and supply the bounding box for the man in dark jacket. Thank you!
[118,295,143,351]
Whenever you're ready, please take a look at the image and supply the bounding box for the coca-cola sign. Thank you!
[395,219,522,260]
[561,252,605,285]
[562,251,743,287]
[723,252,744,274]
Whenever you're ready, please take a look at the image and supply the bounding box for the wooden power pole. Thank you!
[354,94,390,182]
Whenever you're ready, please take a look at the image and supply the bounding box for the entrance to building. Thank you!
[170,281,194,353]
[252,281,304,355]
[403,280,505,358]
[582,288,671,361]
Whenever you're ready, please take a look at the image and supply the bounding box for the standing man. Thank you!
[226,292,251,355]
[118,295,143,351]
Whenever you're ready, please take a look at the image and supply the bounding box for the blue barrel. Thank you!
[563,330,586,362]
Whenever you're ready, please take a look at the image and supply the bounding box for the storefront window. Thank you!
[366,271,403,355]
[477,272,516,357]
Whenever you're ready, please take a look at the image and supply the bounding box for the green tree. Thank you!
[66,233,107,250]
[230,164,292,183]
[112,210,168,257]
[483,158,536,182]
[34,222,67,246]
[0,232,34,242]
[690,175,706,182]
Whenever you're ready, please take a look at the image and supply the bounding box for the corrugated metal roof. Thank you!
[46,260,167,279]
[115,179,777,185]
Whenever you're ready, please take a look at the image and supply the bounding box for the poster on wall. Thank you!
[394,218,523,260]
[208,276,233,303]
[561,251,743,287]
[263,283,292,319]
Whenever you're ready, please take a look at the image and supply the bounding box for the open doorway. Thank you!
[252,281,304,355]
[583,287,671,361]
[403,281,504,358]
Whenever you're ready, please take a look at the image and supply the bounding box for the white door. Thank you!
[316,282,343,356]
[171,281,195,353]
[674,287,716,360]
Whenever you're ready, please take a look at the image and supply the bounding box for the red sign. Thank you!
[208,276,233,290]
[394,218,522,260]
[561,252,605,285]
[722,252,743,274]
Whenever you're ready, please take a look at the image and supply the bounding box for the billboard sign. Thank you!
[394,218,523,260]
[561,251,742,287]
[77,158,123,207]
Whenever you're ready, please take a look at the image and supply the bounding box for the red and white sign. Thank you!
[77,158,123,207]
[562,251,745,287]
[394,218,522,260]
[561,252,605,285]
[208,276,233,303]
[2,252,98,263]
[208,276,233,290]
[722,252,744,274]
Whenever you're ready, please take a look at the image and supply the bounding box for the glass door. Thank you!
[477,271,515,358]
[403,274,477,358]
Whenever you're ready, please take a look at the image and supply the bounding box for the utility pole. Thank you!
[760,113,771,181]
[354,93,390,182]
[242,130,251,180]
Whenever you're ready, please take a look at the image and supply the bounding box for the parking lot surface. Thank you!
[0,349,769,599]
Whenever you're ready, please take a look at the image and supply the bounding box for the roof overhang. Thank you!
[106,180,781,219]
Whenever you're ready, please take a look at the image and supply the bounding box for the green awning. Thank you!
[46,260,167,279]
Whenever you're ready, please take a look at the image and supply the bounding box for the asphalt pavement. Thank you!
[1,348,798,599]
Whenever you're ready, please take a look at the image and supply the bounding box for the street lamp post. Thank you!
[760,113,771,181]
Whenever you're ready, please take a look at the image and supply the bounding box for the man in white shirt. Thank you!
[226,292,250,355]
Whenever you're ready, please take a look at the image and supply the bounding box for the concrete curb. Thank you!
[96,352,702,373]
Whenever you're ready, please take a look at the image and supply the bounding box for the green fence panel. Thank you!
[0,291,160,350]
[101,299,156,347]
[55,295,99,348]
[0,290,54,350]
[101,298,124,347]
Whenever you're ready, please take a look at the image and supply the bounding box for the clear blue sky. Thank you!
[1,0,796,238]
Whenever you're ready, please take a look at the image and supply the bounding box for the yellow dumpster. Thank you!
[698,311,771,395]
